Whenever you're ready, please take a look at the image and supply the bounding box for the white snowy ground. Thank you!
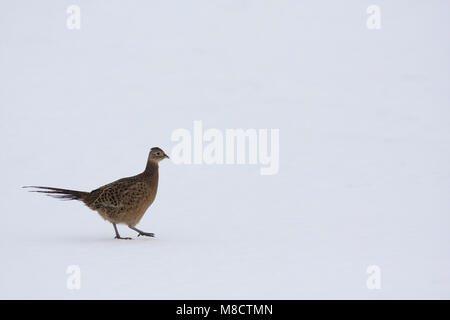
[1,1,450,299]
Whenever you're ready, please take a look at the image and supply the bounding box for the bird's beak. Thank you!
[165,154,170,159]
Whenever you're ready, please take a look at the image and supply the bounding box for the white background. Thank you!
[1,0,449,299]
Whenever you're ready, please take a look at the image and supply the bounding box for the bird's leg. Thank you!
[129,226,155,237]
[113,223,132,240]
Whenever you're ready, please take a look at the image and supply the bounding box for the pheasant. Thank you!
[24,147,169,239]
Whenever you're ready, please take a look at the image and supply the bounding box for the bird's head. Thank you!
[148,147,170,163]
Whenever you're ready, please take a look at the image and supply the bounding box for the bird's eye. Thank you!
[156,152,161,156]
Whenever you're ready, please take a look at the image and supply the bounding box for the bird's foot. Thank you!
[114,236,133,240]
[137,232,155,238]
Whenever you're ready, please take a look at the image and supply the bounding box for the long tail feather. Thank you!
[23,186,88,201]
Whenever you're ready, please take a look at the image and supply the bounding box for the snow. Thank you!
[1,0,450,299]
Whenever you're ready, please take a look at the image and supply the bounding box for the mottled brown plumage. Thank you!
[24,147,169,239]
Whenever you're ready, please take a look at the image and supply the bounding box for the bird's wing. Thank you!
[88,178,147,213]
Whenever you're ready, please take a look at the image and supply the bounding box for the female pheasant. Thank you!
[25,147,169,239]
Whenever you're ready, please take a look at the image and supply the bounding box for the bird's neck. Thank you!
[144,160,159,177]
